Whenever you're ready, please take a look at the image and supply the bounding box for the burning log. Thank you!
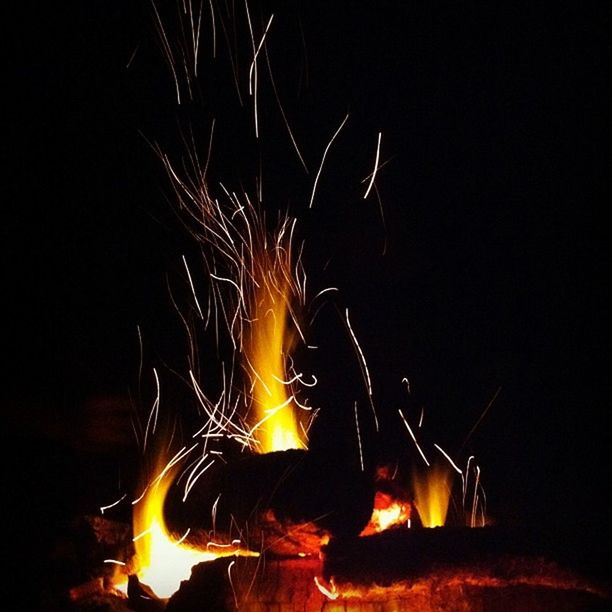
[321,525,612,601]
[144,527,612,611]
[128,575,166,611]
[67,510,611,611]
[164,556,328,612]
[164,449,375,551]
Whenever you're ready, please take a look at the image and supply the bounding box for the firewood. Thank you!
[164,449,375,545]
[322,524,612,596]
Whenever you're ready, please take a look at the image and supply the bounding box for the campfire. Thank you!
[66,163,610,609]
[63,3,609,611]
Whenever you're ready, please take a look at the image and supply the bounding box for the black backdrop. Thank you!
[6,1,610,593]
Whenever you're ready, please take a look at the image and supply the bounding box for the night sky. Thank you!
[6,0,610,590]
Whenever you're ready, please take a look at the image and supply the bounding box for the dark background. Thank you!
[6,0,610,596]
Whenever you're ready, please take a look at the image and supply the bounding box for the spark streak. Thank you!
[354,401,365,472]
[204,0,216,59]
[151,0,182,104]
[471,465,481,527]
[182,255,204,319]
[263,44,308,172]
[309,113,350,208]
[142,368,161,454]
[245,1,274,138]
[345,308,379,431]
[434,443,463,475]
[228,559,238,609]
[315,576,338,600]
[398,408,430,466]
[363,131,382,199]
[100,493,127,515]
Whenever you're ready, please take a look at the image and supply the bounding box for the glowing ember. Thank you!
[361,491,411,535]
[412,464,452,527]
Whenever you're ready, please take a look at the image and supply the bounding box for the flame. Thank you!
[245,244,306,453]
[412,464,452,528]
[113,461,256,599]
[361,491,411,535]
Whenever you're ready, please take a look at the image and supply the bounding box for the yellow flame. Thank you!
[372,501,410,532]
[246,252,306,453]
[113,463,256,599]
[412,464,452,528]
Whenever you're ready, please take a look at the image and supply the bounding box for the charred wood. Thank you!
[164,449,375,543]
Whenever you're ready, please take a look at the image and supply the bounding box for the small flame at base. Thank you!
[412,464,452,528]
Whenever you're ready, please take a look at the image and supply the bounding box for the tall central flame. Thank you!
[245,245,306,453]
[158,142,311,455]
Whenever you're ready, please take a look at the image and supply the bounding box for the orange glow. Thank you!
[112,461,256,599]
[412,464,452,528]
[361,491,411,535]
[245,244,307,453]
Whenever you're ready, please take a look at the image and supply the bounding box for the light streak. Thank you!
[248,14,275,94]
[314,576,338,600]
[354,401,365,472]
[182,255,204,319]
[247,395,294,436]
[227,559,238,609]
[463,455,475,506]
[182,451,210,497]
[176,529,191,545]
[209,272,244,297]
[211,493,222,534]
[263,44,308,172]
[434,443,463,475]
[245,2,274,138]
[142,368,161,455]
[471,465,481,528]
[309,113,350,208]
[136,324,144,403]
[151,0,181,104]
[363,131,382,199]
[100,493,127,515]
[188,370,254,443]
[131,487,149,506]
[345,308,379,431]
[271,372,317,387]
[208,0,216,58]
[312,287,339,301]
[460,385,501,454]
[398,408,429,466]
[104,559,126,566]
[150,443,199,488]
[133,526,153,542]
[126,45,139,70]
[190,1,204,77]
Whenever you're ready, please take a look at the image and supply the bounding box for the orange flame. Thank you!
[412,464,452,528]
[361,491,411,535]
